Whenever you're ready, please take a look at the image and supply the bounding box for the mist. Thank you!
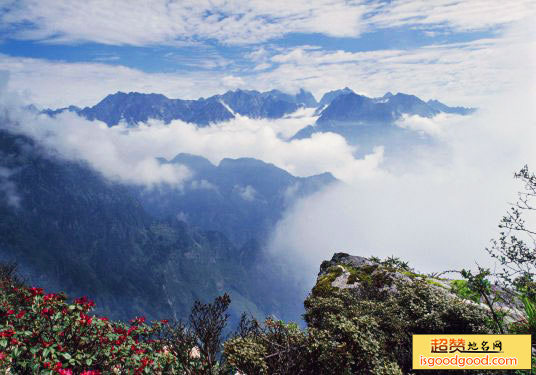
[267,30,536,287]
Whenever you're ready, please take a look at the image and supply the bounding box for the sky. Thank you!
[0,0,534,108]
[0,1,535,281]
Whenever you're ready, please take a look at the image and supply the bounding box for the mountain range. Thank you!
[44,87,473,129]
[43,88,318,127]
[44,87,474,159]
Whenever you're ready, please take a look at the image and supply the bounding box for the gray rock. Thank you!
[319,252,375,276]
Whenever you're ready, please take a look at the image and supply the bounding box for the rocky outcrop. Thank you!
[315,252,523,325]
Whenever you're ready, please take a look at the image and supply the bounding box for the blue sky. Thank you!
[0,0,534,107]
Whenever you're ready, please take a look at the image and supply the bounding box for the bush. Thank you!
[225,259,489,375]
[0,267,234,374]
[0,278,177,374]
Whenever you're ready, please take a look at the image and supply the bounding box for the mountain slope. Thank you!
[0,127,305,324]
[136,154,335,247]
[317,87,355,108]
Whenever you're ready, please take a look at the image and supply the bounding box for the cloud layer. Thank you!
[0,0,368,46]
[1,0,532,46]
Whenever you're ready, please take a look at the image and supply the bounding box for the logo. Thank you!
[412,334,531,370]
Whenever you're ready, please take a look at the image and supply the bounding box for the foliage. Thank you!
[0,266,235,374]
[511,297,536,335]
[189,293,230,373]
[225,259,489,375]
[464,167,536,338]
[450,279,481,303]
[460,268,507,334]
[462,166,536,374]
[488,165,536,297]
[379,256,411,272]
[0,263,24,289]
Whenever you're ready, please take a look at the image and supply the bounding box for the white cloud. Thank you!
[395,113,456,137]
[221,75,245,89]
[234,185,257,201]
[368,0,535,33]
[1,1,533,47]
[0,55,240,108]
[1,11,534,109]
[0,104,193,187]
[0,167,21,208]
[253,63,272,72]
[260,36,530,106]
[0,0,368,46]
[190,179,217,191]
[269,90,536,286]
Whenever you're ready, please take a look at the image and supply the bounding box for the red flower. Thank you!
[57,369,73,375]
[160,319,169,324]
[75,296,89,305]
[74,296,95,309]
[43,293,56,302]
[41,307,54,317]
[130,316,145,325]
[0,329,14,338]
[80,371,101,375]
[44,362,51,369]
[79,312,93,325]
[15,310,25,319]
[6,310,14,315]
[28,287,43,296]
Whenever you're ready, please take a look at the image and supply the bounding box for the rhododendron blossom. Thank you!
[0,278,207,373]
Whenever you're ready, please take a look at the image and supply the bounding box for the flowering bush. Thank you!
[0,275,206,374]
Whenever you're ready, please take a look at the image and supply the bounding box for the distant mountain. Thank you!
[426,99,476,115]
[72,92,234,127]
[317,92,439,125]
[295,88,318,108]
[44,89,318,127]
[136,154,335,247]
[0,127,313,324]
[292,91,475,157]
[317,87,354,108]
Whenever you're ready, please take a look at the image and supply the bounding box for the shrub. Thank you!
[0,268,236,374]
